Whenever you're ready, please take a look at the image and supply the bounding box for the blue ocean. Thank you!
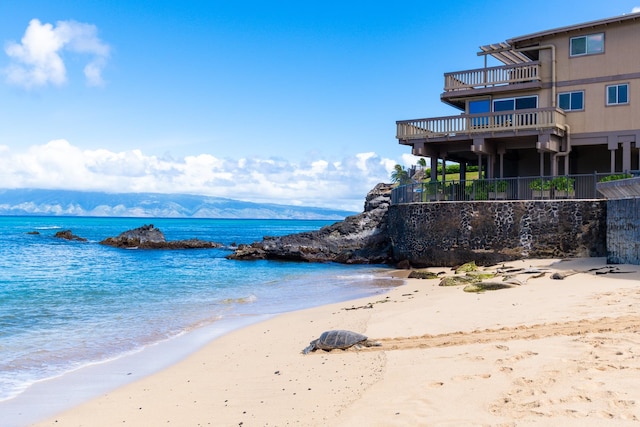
[0,216,398,403]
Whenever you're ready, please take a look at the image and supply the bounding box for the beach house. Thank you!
[395,13,640,199]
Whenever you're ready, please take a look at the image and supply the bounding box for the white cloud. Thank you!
[0,140,400,211]
[633,7,640,13]
[3,19,110,88]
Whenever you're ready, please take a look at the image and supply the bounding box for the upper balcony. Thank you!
[396,107,566,144]
[441,62,542,109]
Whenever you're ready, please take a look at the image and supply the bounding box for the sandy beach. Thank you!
[32,257,640,426]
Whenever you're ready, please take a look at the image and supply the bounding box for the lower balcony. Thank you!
[396,107,567,144]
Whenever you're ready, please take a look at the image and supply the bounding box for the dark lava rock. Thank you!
[408,270,439,279]
[100,224,222,249]
[54,230,87,241]
[227,183,394,264]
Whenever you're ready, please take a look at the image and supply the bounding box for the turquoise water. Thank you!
[0,216,397,402]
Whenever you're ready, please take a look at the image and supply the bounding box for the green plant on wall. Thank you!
[488,180,508,192]
[529,178,552,191]
[551,176,575,191]
[468,180,490,200]
[599,173,632,182]
[422,180,444,197]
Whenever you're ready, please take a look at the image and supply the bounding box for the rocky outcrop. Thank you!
[100,224,222,249]
[54,230,87,241]
[227,183,394,264]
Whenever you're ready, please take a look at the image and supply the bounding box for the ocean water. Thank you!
[0,216,398,403]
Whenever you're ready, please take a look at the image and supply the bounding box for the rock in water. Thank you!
[54,230,87,241]
[100,224,222,249]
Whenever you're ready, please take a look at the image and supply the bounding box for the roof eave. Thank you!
[508,12,640,45]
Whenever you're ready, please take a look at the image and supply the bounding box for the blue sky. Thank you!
[1,1,639,210]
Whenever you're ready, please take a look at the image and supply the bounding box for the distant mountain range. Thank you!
[0,189,357,220]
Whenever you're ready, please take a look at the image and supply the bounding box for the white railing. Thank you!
[396,108,566,140]
[444,62,540,91]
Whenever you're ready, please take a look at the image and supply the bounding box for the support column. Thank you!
[622,140,631,172]
[478,154,483,178]
[539,152,545,176]
[460,162,467,181]
[487,154,494,179]
[608,135,618,173]
[441,158,447,183]
[496,144,506,179]
[430,156,438,181]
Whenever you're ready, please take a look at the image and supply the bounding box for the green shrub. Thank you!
[529,178,552,191]
[551,176,575,191]
[599,173,632,182]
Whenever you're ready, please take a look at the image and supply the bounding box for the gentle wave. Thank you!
[219,294,258,305]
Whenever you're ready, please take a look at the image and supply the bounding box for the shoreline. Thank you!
[26,257,640,425]
[2,271,400,427]
[1,314,269,427]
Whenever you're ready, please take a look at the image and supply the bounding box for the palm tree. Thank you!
[417,158,427,170]
[391,164,410,185]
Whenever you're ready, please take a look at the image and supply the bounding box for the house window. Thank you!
[570,33,604,56]
[469,99,490,127]
[492,96,538,111]
[558,91,584,111]
[492,96,538,127]
[607,84,629,105]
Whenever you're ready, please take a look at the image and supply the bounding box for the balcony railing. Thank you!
[444,62,541,92]
[390,173,639,204]
[396,107,566,141]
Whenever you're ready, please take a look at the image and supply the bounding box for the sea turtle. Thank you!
[302,330,381,354]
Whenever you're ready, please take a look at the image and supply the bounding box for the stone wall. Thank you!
[597,177,640,265]
[606,198,640,264]
[388,200,607,267]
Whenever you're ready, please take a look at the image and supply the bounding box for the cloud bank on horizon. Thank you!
[3,19,110,88]
[0,140,409,211]
[0,17,413,211]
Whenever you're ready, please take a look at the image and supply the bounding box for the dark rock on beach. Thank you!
[100,224,222,249]
[227,183,393,264]
[54,230,88,241]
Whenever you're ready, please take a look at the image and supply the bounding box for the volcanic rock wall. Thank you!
[387,200,607,267]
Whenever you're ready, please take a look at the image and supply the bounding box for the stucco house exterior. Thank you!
[396,13,640,184]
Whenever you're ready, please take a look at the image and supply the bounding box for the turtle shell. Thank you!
[315,330,368,350]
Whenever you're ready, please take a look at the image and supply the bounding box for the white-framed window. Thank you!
[558,91,584,111]
[606,84,629,105]
[570,33,604,56]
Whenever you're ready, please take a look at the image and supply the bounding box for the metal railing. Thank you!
[391,172,639,204]
[396,107,566,141]
[444,61,541,91]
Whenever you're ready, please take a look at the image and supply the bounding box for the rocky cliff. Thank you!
[227,183,394,264]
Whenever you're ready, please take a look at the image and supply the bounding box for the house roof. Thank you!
[508,12,640,45]
[479,12,640,65]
